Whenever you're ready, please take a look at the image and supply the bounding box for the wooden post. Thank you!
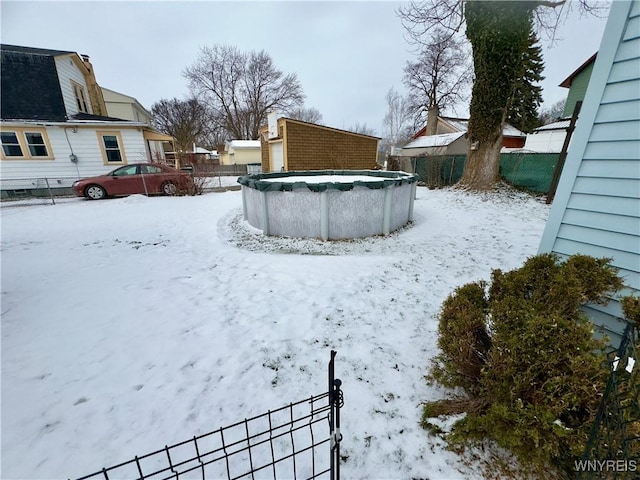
[546,101,582,204]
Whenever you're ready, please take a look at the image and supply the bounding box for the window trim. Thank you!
[0,127,54,160]
[72,80,89,113]
[97,131,127,165]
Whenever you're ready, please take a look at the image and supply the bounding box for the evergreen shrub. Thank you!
[424,253,626,475]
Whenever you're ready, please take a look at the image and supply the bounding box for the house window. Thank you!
[0,132,24,157]
[72,81,89,113]
[97,132,126,164]
[25,132,49,157]
[0,128,53,160]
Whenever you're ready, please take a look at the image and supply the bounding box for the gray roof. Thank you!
[1,44,70,121]
[0,44,76,57]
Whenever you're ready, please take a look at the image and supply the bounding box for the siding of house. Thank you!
[54,55,93,116]
[0,125,148,185]
[220,147,261,165]
[538,0,640,346]
[102,88,152,124]
[563,62,595,117]
[283,120,378,171]
[260,134,271,172]
[230,148,261,165]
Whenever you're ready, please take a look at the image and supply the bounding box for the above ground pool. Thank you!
[238,170,419,240]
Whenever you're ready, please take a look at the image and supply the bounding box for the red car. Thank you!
[72,163,193,200]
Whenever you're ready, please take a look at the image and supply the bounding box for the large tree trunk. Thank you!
[460,1,535,191]
[459,126,503,190]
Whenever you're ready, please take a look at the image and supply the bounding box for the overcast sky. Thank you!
[1,1,610,137]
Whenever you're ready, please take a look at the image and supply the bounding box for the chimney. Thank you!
[79,53,107,116]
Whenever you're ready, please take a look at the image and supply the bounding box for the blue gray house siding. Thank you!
[538,0,640,347]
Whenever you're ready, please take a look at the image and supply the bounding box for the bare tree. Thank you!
[381,86,413,154]
[183,45,305,140]
[403,27,472,135]
[348,122,378,136]
[287,107,323,124]
[398,0,605,190]
[538,98,567,125]
[151,98,210,152]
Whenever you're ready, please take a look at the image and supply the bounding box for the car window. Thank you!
[112,165,139,177]
[141,165,163,174]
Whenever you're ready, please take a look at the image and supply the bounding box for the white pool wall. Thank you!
[240,172,417,241]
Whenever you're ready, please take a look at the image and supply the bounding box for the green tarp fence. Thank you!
[413,153,560,193]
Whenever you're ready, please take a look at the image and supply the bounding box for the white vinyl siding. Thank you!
[0,125,148,186]
[538,0,640,347]
[54,55,93,116]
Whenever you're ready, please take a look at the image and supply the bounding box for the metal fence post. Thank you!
[329,350,343,480]
[44,177,55,205]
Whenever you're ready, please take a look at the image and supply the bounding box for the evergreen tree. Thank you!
[507,32,545,134]
[461,1,538,189]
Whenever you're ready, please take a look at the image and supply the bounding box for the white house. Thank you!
[538,0,640,347]
[220,140,261,165]
[0,44,175,193]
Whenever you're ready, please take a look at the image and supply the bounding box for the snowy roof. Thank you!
[194,146,217,154]
[227,140,261,149]
[402,131,466,149]
[413,117,523,138]
[440,117,468,132]
[533,119,571,132]
[502,124,527,137]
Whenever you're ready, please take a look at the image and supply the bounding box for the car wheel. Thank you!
[162,181,177,196]
[85,185,106,200]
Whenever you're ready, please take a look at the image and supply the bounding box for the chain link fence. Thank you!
[0,173,244,208]
[0,176,78,207]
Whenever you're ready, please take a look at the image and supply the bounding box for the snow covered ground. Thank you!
[1,183,550,479]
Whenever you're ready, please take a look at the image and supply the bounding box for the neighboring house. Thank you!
[524,54,598,153]
[101,87,152,125]
[399,132,467,157]
[219,140,261,166]
[0,44,175,194]
[411,117,469,138]
[538,0,639,348]
[101,87,177,164]
[259,115,379,172]
[560,53,597,118]
[400,116,526,157]
[193,146,218,159]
